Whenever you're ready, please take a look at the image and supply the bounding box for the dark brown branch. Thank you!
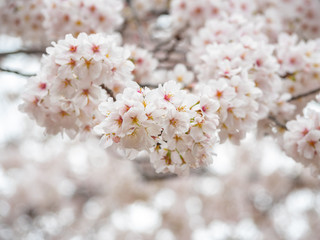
[139,83,158,89]
[101,85,116,101]
[118,18,128,34]
[0,67,36,77]
[153,39,173,52]
[268,115,287,130]
[289,87,320,102]
[153,26,186,53]
[280,72,296,79]
[0,49,45,57]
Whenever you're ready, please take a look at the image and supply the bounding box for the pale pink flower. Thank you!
[168,64,194,85]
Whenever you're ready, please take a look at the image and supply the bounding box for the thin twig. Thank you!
[153,26,186,53]
[289,87,320,102]
[101,85,116,101]
[153,39,173,52]
[118,18,128,34]
[139,83,158,89]
[158,40,181,62]
[280,72,296,79]
[268,115,287,130]
[0,49,44,57]
[0,67,35,77]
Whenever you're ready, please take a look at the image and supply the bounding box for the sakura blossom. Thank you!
[0,0,124,44]
[0,0,47,45]
[126,45,159,85]
[11,0,320,175]
[169,0,257,32]
[95,81,220,175]
[19,32,134,139]
[167,64,194,85]
[1,0,320,197]
[43,0,124,40]
[2,0,320,239]
[276,33,320,99]
[283,99,320,173]
[191,24,282,142]
[255,0,320,39]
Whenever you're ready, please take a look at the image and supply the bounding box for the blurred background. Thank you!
[1,33,320,240]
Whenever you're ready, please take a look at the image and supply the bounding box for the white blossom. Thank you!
[20,33,134,138]
[283,103,320,173]
[96,81,220,175]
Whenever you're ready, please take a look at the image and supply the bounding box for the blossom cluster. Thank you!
[0,0,124,44]
[189,15,283,143]
[43,0,124,40]
[125,46,195,86]
[13,0,320,175]
[19,33,134,138]
[0,0,47,45]
[125,43,195,86]
[2,119,319,240]
[95,81,220,175]
[283,99,320,173]
[256,0,320,40]
[276,33,320,99]
[167,64,194,86]
[169,0,320,40]
[187,14,268,65]
[2,0,320,46]
[170,0,257,31]
[126,45,159,85]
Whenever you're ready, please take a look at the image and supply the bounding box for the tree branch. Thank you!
[158,39,182,63]
[139,83,158,89]
[289,87,320,102]
[101,85,116,101]
[0,49,45,57]
[268,115,287,130]
[0,67,36,77]
[153,26,186,53]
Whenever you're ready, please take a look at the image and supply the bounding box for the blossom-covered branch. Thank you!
[8,0,320,176]
[289,87,320,102]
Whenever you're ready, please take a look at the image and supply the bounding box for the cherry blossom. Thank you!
[43,0,124,40]
[167,64,194,85]
[0,0,124,44]
[10,0,320,175]
[20,32,134,138]
[276,33,320,99]
[0,0,47,45]
[96,81,220,175]
[283,99,320,173]
[4,2,320,240]
[126,45,159,84]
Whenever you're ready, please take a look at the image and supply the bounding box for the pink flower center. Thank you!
[92,44,100,53]
[216,90,223,99]
[112,136,120,143]
[256,59,262,67]
[69,45,77,53]
[164,94,173,102]
[38,82,46,90]
[116,116,123,127]
[202,105,208,112]
[308,140,316,148]
[170,118,178,127]
[302,128,309,136]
